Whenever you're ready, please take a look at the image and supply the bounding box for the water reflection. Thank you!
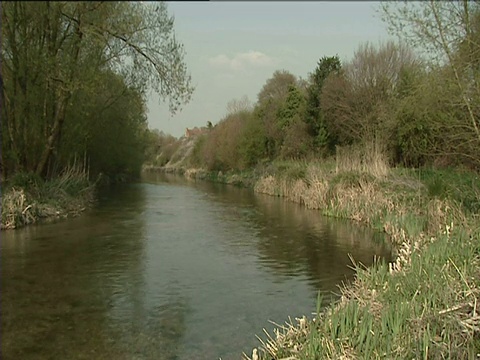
[168,174,391,296]
[251,196,389,294]
[2,174,391,360]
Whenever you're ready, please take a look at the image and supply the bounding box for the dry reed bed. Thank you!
[245,221,479,360]
[1,166,95,230]
[246,150,479,359]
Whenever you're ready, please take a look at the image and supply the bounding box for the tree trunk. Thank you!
[35,95,69,177]
[36,5,84,178]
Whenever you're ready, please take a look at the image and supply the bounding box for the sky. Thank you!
[147,1,394,138]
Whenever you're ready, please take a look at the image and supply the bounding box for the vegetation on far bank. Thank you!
[145,1,480,175]
[145,147,480,359]
[143,1,480,358]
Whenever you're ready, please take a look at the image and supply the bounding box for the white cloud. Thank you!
[208,50,274,71]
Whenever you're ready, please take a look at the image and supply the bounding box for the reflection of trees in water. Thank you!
[141,172,193,189]
[249,194,392,293]
[1,184,154,359]
[161,177,392,297]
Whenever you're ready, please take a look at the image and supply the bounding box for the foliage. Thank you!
[144,129,180,167]
[280,116,313,159]
[321,41,418,154]
[257,70,297,105]
[305,55,342,153]
[58,70,148,179]
[277,85,306,129]
[189,134,207,168]
[238,113,268,168]
[1,1,193,179]
[256,70,300,158]
[380,0,480,170]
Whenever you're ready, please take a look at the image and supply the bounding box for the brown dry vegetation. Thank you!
[1,166,95,230]
[244,148,479,360]
[142,4,480,357]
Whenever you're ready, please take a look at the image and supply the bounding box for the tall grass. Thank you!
[246,146,480,359]
[1,165,94,230]
[250,223,480,360]
[335,141,389,179]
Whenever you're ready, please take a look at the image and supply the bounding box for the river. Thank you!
[1,173,392,359]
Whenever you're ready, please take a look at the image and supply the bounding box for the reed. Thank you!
[335,141,389,179]
[1,164,95,230]
[249,223,479,360]
[246,147,480,360]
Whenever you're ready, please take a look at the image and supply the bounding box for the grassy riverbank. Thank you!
[144,156,480,359]
[245,162,480,359]
[1,168,96,230]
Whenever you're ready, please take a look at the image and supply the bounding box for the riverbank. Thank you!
[1,169,96,231]
[143,160,480,359]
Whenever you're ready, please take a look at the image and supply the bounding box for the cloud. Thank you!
[208,51,274,71]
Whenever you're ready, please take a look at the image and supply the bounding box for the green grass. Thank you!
[402,167,480,215]
[257,224,479,360]
[242,161,480,360]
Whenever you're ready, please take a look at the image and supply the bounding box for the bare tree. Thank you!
[226,95,252,115]
[321,41,418,146]
[380,0,480,166]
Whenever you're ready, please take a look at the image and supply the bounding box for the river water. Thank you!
[1,173,392,360]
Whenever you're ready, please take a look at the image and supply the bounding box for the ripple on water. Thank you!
[1,177,391,360]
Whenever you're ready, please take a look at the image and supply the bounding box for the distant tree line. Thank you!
[152,1,479,173]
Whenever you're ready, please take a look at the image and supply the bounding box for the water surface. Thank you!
[1,173,391,359]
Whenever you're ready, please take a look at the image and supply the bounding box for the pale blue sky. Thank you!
[147,1,393,138]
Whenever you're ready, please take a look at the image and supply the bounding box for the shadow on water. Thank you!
[1,184,189,360]
[2,173,392,360]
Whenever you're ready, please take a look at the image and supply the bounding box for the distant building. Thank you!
[185,126,208,138]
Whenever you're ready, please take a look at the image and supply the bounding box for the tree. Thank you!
[238,114,267,167]
[1,1,194,178]
[304,55,341,153]
[380,0,480,168]
[58,69,148,178]
[273,84,311,159]
[277,85,306,130]
[257,70,297,104]
[321,41,418,152]
[256,70,298,158]
[226,95,252,115]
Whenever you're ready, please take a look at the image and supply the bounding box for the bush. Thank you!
[238,114,267,168]
[189,135,207,167]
